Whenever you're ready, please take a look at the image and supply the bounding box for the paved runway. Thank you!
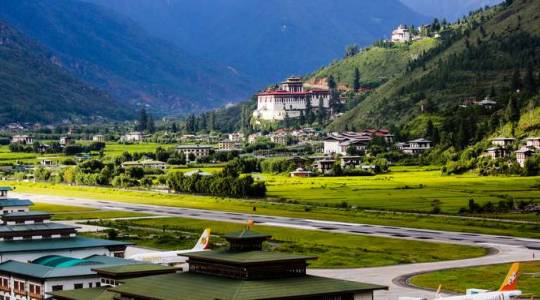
[16,192,540,299]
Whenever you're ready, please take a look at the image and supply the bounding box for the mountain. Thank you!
[0,21,131,124]
[400,0,504,21]
[329,0,540,132]
[85,0,431,86]
[0,0,253,115]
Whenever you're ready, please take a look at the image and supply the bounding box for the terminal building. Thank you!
[0,187,131,263]
[50,230,387,300]
[253,77,330,121]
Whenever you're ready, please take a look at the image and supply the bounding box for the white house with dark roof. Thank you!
[323,133,371,155]
[516,147,535,167]
[402,138,432,155]
[491,137,515,147]
[525,137,540,149]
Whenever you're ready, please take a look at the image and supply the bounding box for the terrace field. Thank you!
[93,216,488,268]
[410,261,540,296]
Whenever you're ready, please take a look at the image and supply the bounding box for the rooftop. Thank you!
[0,255,138,279]
[0,222,78,233]
[0,199,33,207]
[107,272,387,300]
[0,236,132,254]
[2,211,51,218]
[0,186,13,192]
[92,263,178,277]
[50,287,115,300]
[185,249,316,265]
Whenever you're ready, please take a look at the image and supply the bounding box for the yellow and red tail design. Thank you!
[192,228,211,251]
[499,263,520,292]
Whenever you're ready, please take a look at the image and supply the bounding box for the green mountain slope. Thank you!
[0,22,131,124]
[329,0,540,131]
[308,38,438,88]
[0,0,253,115]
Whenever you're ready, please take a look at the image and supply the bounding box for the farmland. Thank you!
[410,262,540,296]
[93,216,488,268]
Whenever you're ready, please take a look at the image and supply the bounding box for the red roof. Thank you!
[257,89,329,96]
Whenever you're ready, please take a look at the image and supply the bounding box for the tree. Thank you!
[137,108,148,131]
[171,122,178,133]
[511,69,523,91]
[344,44,359,58]
[505,96,520,123]
[523,64,537,94]
[317,98,326,124]
[305,98,314,124]
[147,114,156,133]
[353,67,361,92]
[283,112,290,128]
[425,120,434,139]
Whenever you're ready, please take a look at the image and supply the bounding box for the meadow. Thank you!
[264,166,540,215]
[96,216,488,268]
[410,262,540,296]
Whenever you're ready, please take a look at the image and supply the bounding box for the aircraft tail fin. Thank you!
[436,284,442,298]
[499,263,520,292]
[192,228,211,251]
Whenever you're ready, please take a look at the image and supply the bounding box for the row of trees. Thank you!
[166,171,265,198]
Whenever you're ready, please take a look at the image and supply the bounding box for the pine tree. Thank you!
[299,110,305,125]
[317,98,326,124]
[523,64,537,94]
[353,67,361,91]
[505,96,520,124]
[171,122,178,133]
[137,108,148,131]
[425,120,434,138]
[511,69,523,91]
[147,114,156,133]
[208,111,216,132]
[305,98,314,124]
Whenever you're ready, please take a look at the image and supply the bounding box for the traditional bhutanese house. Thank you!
[323,134,370,155]
[402,138,432,155]
[491,137,515,147]
[525,137,540,149]
[50,230,386,300]
[290,168,314,178]
[218,140,242,151]
[515,147,535,167]
[176,145,213,159]
[92,135,105,142]
[121,159,167,170]
[485,146,508,159]
[287,156,308,169]
[313,159,336,174]
[341,156,362,168]
[0,255,163,300]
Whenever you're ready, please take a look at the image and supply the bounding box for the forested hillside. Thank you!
[0,22,131,124]
[400,0,503,21]
[330,0,540,142]
[0,0,253,115]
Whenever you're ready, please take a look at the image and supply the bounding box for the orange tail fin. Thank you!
[499,263,520,291]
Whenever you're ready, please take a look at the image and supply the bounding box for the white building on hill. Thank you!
[253,77,330,121]
[391,25,411,43]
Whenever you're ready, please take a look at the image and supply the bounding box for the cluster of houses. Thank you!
[486,137,540,167]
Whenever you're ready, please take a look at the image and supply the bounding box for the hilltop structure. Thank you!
[391,25,411,43]
[253,77,330,121]
[51,229,386,300]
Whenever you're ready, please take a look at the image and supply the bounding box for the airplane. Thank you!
[128,228,211,265]
[400,263,522,300]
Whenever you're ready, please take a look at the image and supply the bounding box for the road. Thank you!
[16,192,540,299]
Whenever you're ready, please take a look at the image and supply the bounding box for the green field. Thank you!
[7,168,540,239]
[31,202,151,220]
[102,142,164,156]
[96,216,487,268]
[264,167,540,214]
[410,262,540,296]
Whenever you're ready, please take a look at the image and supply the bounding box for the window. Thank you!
[74,283,83,289]
[13,280,24,293]
[52,285,63,291]
[0,277,9,289]
[29,283,41,295]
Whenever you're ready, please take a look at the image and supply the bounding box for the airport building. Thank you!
[0,187,132,263]
[50,230,387,300]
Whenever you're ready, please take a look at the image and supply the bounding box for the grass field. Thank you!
[96,216,487,268]
[264,167,540,215]
[410,262,540,296]
[102,142,164,156]
[8,177,540,239]
[31,202,150,220]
